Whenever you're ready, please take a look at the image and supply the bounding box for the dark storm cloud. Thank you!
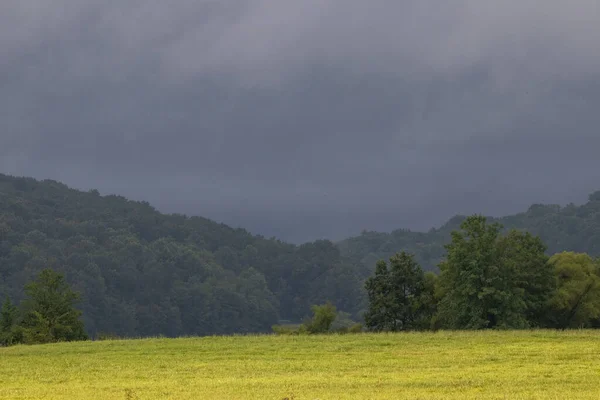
[1,1,600,242]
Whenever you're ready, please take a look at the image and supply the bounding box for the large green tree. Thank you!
[546,252,600,329]
[496,230,555,327]
[20,269,88,344]
[436,215,552,329]
[364,251,430,331]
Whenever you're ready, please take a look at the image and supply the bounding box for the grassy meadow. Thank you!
[1,330,600,399]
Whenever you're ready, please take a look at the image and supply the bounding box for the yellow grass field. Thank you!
[1,330,600,399]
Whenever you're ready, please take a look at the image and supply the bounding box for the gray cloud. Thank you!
[1,1,600,242]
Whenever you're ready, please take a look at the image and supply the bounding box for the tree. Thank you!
[364,260,392,331]
[303,302,337,333]
[364,252,428,331]
[271,301,358,335]
[1,296,22,346]
[419,272,439,329]
[1,297,17,333]
[496,230,554,327]
[436,215,552,329]
[20,269,88,344]
[546,252,600,329]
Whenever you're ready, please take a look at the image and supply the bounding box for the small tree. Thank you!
[364,252,428,331]
[303,302,337,334]
[20,269,88,344]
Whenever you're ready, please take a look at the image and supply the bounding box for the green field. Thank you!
[1,331,599,399]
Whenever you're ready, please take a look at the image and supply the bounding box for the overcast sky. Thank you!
[2,1,600,243]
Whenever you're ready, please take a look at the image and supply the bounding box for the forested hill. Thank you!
[0,174,366,338]
[2,172,600,338]
[338,191,600,272]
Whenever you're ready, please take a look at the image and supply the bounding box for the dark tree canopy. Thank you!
[364,252,432,331]
[546,252,600,329]
[0,296,21,346]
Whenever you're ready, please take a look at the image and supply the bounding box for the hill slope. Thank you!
[2,173,600,338]
[339,191,600,271]
[0,174,365,337]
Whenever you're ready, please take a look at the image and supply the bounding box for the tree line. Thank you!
[2,173,600,339]
[3,216,600,347]
[363,215,600,331]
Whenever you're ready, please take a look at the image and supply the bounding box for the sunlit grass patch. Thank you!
[1,330,600,399]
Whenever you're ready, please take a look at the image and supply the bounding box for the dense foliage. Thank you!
[546,252,600,328]
[2,172,600,339]
[364,252,434,331]
[365,216,600,331]
[436,216,553,329]
[0,297,20,346]
[0,174,365,338]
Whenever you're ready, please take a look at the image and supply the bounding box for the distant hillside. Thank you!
[0,174,365,338]
[3,172,599,338]
[338,191,600,272]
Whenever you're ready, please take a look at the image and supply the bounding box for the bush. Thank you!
[272,303,364,335]
[304,302,337,334]
[271,325,300,335]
